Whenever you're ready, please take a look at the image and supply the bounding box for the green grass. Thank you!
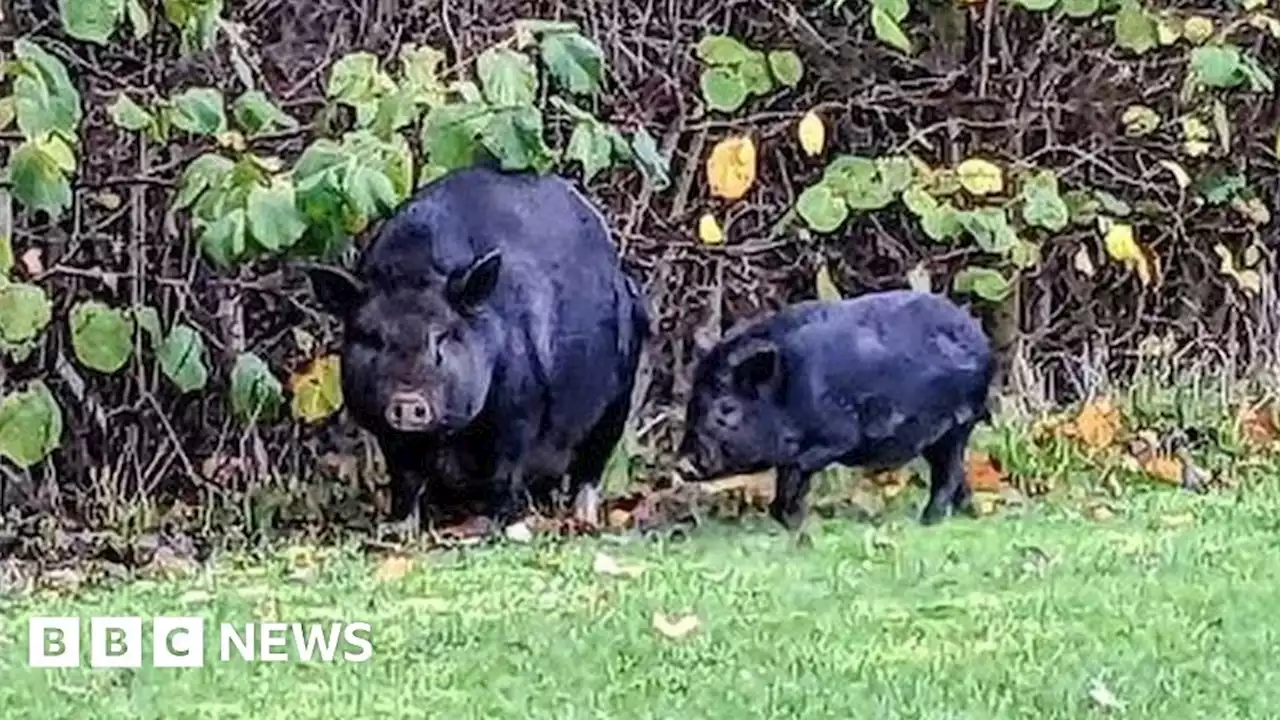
[4,481,1280,719]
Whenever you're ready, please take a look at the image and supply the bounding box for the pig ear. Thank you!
[298,263,366,316]
[727,339,781,393]
[447,249,502,310]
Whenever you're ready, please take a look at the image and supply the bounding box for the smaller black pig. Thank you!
[678,289,994,537]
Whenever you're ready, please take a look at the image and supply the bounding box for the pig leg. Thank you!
[566,393,633,530]
[378,441,427,542]
[770,465,814,546]
[920,423,974,525]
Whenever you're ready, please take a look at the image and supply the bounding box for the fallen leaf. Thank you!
[1121,105,1160,137]
[1239,402,1279,446]
[606,507,632,530]
[1142,454,1183,485]
[956,157,1004,196]
[965,451,1007,491]
[504,521,534,543]
[1068,396,1123,450]
[179,589,214,604]
[698,213,724,245]
[1088,677,1125,711]
[797,110,826,157]
[593,551,644,578]
[652,612,700,639]
[374,554,414,581]
[905,262,931,292]
[706,135,757,201]
[1085,502,1115,522]
[1102,220,1152,286]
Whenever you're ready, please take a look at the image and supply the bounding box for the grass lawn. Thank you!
[3,478,1280,719]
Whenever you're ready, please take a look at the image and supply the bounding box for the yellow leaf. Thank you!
[956,158,1004,196]
[374,554,414,582]
[290,354,344,423]
[706,135,757,201]
[1157,160,1191,189]
[592,552,644,578]
[1231,196,1271,226]
[797,110,826,157]
[1103,221,1152,286]
[698,213,724,245]
[1182,15,1214,43]
[652,612,700,639]
[1156,16,1182,45]
[815,261,841,300]
[905,262,931,292]
[1243,0,1267,10]
[1275,126,1280,158]
[1215,244,1263,295]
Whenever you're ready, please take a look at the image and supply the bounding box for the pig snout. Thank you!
[385,390,435,432]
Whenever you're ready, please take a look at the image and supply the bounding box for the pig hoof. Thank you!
[792,530,814,549]
[919,505,947,526]
[571,485,603,531]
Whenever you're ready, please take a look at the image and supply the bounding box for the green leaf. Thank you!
[327,52,387,106]
[954,266,1013,302]
[1020,170,1070,232]
[198,208,248,267]
[70,300,135,374]
[7,137,74,217]
[158,324,208,393]
[175,153,235,210]
[400,45,448,107]
[567,121,614,183]
[1238,52,1275,93]
[481,106,555,173]
[1015,0,1058,10]
[108,93,154,132]
[477,48,538,106]
[421,102,490,170]
[874,0,910,22]
[823,155,894,210]
[1060,0,1100,17]
[294,139,347,183]
[0,282,52,345]
[60,0,124,44]
[695,35,752,65]
[1190,46,1244,88]
[13,40,83,138]
[921,203,964,241]
[629,128,671,190]
[767,50,804,88]
[1114,0,1158,55]
[1063,189,1101,226]
[0,381,62,469]
[246,177,307,251]
[169,87,227,136]
[344,165,399,219]
[876,156,915,194]
[871,8,913,54]
[162,0,222,54]
[124,0,151,38]
[1196,171,1246,205]
[231,352,283,424]
[739,52,774,96]
[959,208,1019,255]
[540,31,605,96]
[232,90,298,135]
[902,184,940,217]
[0,235,13,278]
[797,184,850,233]
[700,67,748,113]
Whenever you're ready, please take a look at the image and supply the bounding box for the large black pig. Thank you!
[677,290,994,539]
[302,165,649,538]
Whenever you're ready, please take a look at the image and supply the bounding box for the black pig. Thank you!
[302,165,649,538]
[678,290,994,536]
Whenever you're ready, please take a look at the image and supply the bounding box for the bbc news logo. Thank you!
[28,617,373,668]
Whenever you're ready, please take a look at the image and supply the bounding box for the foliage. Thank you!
[694,35,804,112]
